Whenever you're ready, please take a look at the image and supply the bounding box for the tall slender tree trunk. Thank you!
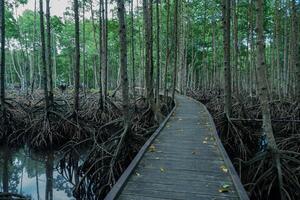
[155,0,160,107]
[283,9,288,96]
[83,1,87,95]
[46,0,53,104]
[100,0,108,104]
[0,0,5,111]
[98,0,103,107]
[222,0,232,116]
[143,0,154,104]
[31,0,38,94]
[74,0,80,113]
[172,0,179,100]
[52,35,57,89]
[131,0,136,98]
[40,0,49,111]
[164,0,170,99]
[255,1,283,198]
[117,0,129,125]
[255,2,273,142]
[212,21,216,89]
[291,0,300,101]
[275,0,281,97]
[233,0,239,92]
[90,1,99,89]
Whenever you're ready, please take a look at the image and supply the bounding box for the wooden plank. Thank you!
[118,194,171,200]
[138,158,225,172]
[130,167,233,181]
[123,181,238,197]
[128,176,235,191]
[122,189,239,200]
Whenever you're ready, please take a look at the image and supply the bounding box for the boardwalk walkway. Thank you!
[105,95,248,200]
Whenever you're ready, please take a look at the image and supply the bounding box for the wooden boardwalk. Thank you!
[105,95,249,200]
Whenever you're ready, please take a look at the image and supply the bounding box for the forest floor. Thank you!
[188,89,300,200]
[0,89,174,199]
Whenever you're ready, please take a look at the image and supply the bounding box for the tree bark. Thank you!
[222,0,232,116]
[98,0,103,107]
[46,0,53,104]
[233,0,239,92]
[143,0,154,104]
[117,0,129,125]
[40,0,49,111]
[100,0,108,104]
[131,0,136,98]
[274,0,281,97]
[74,0,80,112]
[291,0,300,101]
[83,1,87,95]
[255,1,283,198]
[164,0,170,99]
[0,0,5,111]
[255,0,277,149]
[155,0,160,107]
[31,0,38,94]
[172,0,179,100]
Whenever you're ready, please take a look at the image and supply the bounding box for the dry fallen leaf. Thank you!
[160,167,165,172]
[135,172,141,176]
[149,144,156,152]
[220,165,228,173]
[203,141,208,144]
[219,184,230,193]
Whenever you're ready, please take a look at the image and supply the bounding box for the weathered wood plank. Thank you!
[122,189,240,200]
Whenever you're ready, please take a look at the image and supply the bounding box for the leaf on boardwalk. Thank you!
[149,144,156,152]
[219,184,230,193]
[160,167,165,172]
[135,172,141,176]
[220,165,228,173]
[203,141,208,144]
[192,151,196,155]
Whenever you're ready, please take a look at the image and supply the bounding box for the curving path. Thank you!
[105,95,249,200]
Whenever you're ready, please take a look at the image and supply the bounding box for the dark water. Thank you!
[0,147,76,200]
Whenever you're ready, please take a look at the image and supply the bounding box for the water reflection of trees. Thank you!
[0,145,22,193]
[56,148,82,199]
[0,145,32,199]
[0,147,76,200]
